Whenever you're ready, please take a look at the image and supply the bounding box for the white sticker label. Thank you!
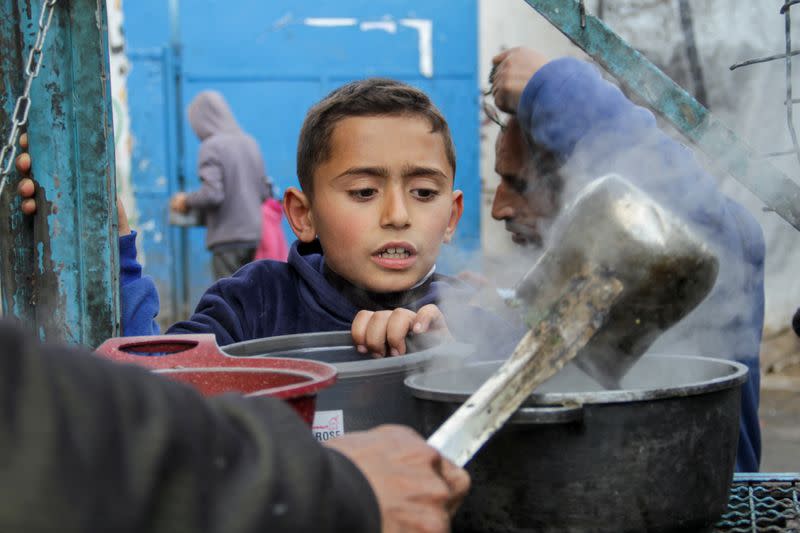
[312,410,345,441]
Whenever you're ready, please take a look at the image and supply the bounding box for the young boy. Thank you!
[16,80,518,357]
[118,79,469,355]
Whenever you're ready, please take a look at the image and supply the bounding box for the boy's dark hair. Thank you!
[297,78,457,197]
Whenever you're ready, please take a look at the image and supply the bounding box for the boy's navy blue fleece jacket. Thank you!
[517,58,765,472]
[120,235,517,351]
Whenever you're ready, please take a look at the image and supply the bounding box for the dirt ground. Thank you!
[758,328,800,473]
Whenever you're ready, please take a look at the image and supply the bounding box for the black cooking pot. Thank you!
[224,331,470,439]
[405,354,748,533]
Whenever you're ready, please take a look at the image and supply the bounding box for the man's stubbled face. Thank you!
[491,117,560,247]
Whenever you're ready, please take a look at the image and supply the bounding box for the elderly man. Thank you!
[488,47,765,472]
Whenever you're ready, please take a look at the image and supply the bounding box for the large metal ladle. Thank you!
[428,175,719,467]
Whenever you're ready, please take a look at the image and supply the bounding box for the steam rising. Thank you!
[590,0,800,333]
[439,57,776,387]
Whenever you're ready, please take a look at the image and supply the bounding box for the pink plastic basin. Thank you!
[94,334,337,425]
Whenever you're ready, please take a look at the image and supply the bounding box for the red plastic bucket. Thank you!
[94,334,337,425]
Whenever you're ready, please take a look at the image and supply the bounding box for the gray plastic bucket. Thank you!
[224,331,472,440]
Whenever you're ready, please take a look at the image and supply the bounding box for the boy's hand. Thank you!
[351,304,451,357]
[491,47,549,114]
[15,133,131,236]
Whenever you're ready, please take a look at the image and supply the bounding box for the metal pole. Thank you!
[168,0,191,319]
[523,0,800,232]
[677,0,708,108]
[0,0,120,346]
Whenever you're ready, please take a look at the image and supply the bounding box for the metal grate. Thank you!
[713,473,800,532]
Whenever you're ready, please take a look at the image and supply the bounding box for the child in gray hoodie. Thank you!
[170,91,270,279]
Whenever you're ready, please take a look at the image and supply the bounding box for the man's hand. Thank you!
[351,304,451,357]
[15,133,131,236]
[491,47,549,114]
[325,425,470,533]
[169,192,189,213]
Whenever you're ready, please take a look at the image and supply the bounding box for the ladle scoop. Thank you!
[428,175,719,467]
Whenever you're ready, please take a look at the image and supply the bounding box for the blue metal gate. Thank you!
[125,0,478,325]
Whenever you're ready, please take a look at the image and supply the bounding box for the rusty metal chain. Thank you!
[0,0,59,197]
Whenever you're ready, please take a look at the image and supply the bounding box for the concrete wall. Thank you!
[107,0,135,223]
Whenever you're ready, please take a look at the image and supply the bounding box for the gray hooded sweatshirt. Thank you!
[186,91,269,249]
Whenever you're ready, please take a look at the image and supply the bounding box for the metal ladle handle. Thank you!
[428,273,623,467]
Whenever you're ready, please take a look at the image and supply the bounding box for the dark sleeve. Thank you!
[727,202,764,472]
[0,320,380,533]
[736,357,761,472]
[119,231,161,336]
[517,57,732,236]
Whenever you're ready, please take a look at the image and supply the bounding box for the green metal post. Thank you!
[0,0,120,346]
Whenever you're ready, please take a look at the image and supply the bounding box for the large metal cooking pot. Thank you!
[224,331,471,440]
[406,354,748,533]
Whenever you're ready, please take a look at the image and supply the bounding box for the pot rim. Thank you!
[223,330,473,379]
[404,354,748,405]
